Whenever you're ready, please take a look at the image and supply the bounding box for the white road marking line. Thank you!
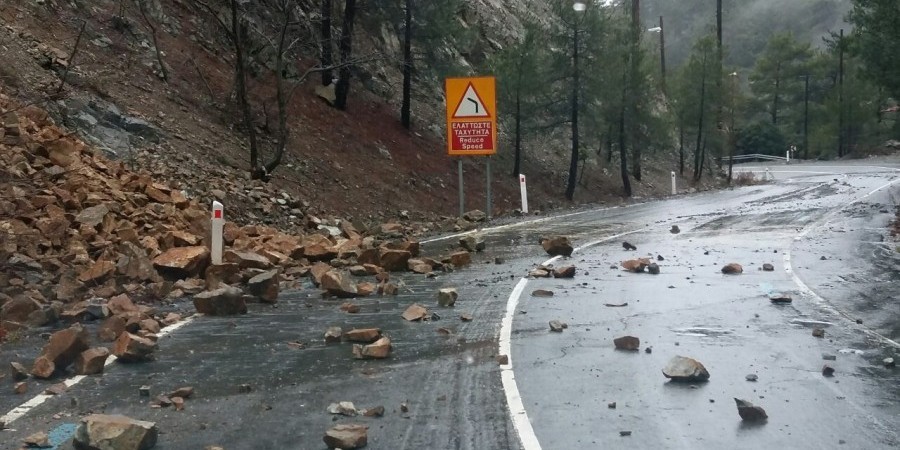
[0,314,201,426]
[500,230,640,450]
[421,206,627,244]
[785,177,900,349]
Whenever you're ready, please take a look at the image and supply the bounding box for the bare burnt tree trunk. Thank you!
[229,0,261,178]
[694,53,708,182]
[678,115,685,175]
[400,0,412,128]
[138,0,168,82]
[619,66,632,197]
[56,22,86,94]
[606,124,613,163]
[334,0,357,110]
[512,87,522,177]
[320,0,333,85]
[630,0,642,181]
[263,5,292,177]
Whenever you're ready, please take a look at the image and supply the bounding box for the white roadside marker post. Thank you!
[211,201,224,265]
[519,174,529,215]
[671,171,676,195]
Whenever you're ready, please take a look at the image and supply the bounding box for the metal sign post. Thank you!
[486,157,492,220]
[458,159,465,217]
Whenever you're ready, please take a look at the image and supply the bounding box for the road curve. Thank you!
[1,161,898,450]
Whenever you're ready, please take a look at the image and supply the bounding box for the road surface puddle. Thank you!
[673,327,733,337]
[790,318,833,327]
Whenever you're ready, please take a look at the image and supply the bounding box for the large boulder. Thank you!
[437,288,458,307]
[541,237,573,257]
[323,424,368,450]
[152,246,209,279]
[204,263,242,290]
[320,270,358,298]
[622,258,651,272]
[223,250,272,270]
[407,258,433,274]
[735,398,768,421]
[113,332,157,362]
[75,347,111,375]
[302,235,338,262]
[459,235,485,252]
[448,251,471,267]
[721,263,743,274]
[463,210,486,222]
[1,296,41,323]
[613,336,640,351]
[247,270,279,303]
[192,286,247,315]
[352,336,392,359]
[379,248,411,272]
[344,328,382,343]
[75,205,109,228]
[73,414,158,450]
[31,324,90,379]
[78,260,116,284]
[662,356,710,382]
[116,242,157,281]
[401,304,428,321]
[552,266,576,278]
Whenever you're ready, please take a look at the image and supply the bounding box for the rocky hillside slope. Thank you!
[0,1,719,338]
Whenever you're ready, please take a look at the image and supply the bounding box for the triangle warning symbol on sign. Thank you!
[452,83,490,118]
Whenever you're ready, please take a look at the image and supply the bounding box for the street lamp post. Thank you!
[648,16,666,95]
[565,1,586,201]
[802,74,810,160]
[728,71,738,184]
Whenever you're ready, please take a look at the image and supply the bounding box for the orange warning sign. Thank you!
[445,77,497,156]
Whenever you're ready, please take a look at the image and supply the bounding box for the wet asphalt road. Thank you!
[1,160,899,450]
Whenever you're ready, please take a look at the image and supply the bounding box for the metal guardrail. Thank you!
[719,154,788,163]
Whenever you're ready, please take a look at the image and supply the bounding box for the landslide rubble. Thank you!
[0,92,481,343]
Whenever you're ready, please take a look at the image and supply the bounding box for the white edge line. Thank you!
[0,314,202,426]
[421,204,628,245]
[785,177,900,349]
[500,230,641,450]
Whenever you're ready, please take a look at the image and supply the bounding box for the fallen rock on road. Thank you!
[192,286,247,315]
[437,288,458,307]
[735,398,768,421]
[541,236,574,257]
[352,336,392,359]
[73,414,158,450]
[662,356,710,382]
[323,423,368,449]
[614,336,640,351]
[31,323,90,379]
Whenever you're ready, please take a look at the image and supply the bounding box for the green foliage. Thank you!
[736,120,787,156]
[748,33,813,125]
[848,0,900,99]
[363,0,474,80]
[490,21,543,129]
